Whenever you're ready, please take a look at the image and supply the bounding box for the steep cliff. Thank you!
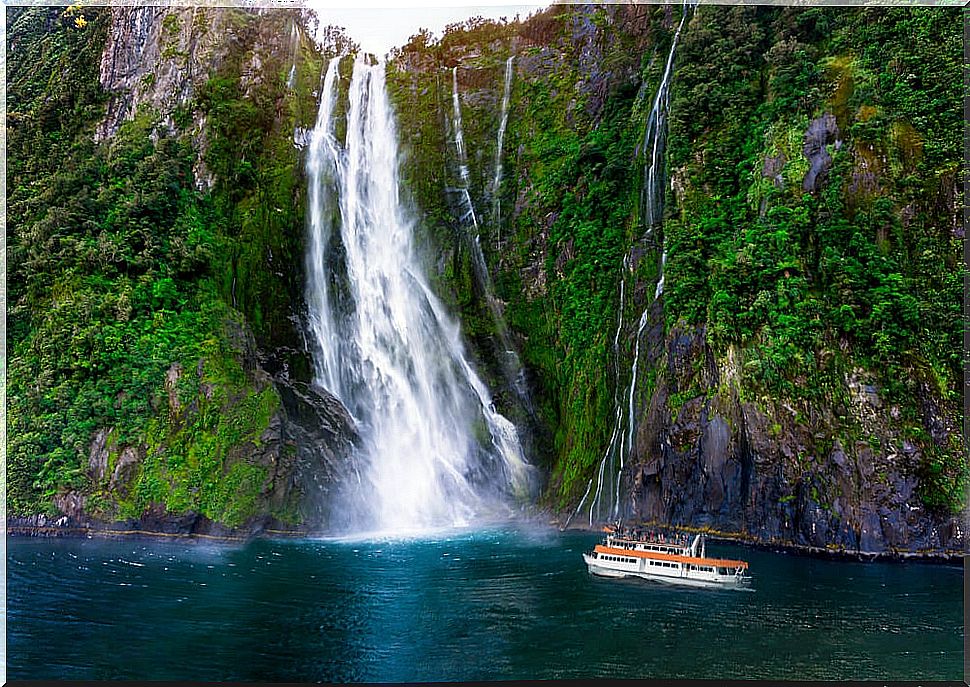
[8,4,964,554]
[386,5,964,554]
[7,6,357,534]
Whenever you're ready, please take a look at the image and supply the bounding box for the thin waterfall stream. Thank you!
[451,66,479,230]
[568,4,689,528]
[491,56,514,238]
[305,55,533,535]
[286,21,299,89]
[645,2,690,296]
[451,61,534,415]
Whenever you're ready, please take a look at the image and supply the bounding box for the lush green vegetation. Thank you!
[8,3,962,529]
[389,5,963,514]
[7,7,324,524]
[389,6,671,505]
[666,7,963,510]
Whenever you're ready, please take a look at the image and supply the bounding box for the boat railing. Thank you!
[608,530,693,549]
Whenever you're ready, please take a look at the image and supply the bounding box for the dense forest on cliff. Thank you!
[6,4,964,553]
[7,6,341,528]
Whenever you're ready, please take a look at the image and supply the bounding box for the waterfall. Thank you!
[286,22,299,89]
[305,54,533,534]
[655,250,667,298]
[305,57,344,398]
[491,56,514,234]
[586,266,626,525]
[577,3,688,528]
[451,61,534,416]
[451,66,478,229]
[450,65,498,332]
[644,3,688,296]
[642,4,688,232]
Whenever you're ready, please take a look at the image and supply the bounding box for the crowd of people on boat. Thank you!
[609,525,692,548]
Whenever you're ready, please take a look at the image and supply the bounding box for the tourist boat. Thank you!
[583,526,751,589]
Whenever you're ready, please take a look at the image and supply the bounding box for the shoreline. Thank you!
[8,515,965,564]
[552,518,965,565]
[5,515,311,545]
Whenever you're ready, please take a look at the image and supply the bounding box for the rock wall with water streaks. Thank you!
[7,4,964,554]
[386,4,964,555]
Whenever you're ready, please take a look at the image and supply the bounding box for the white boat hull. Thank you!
[583,552,752,590]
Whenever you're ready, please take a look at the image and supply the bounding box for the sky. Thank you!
[305,2,545,57]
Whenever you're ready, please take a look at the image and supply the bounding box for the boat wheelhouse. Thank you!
[582,526,751,589]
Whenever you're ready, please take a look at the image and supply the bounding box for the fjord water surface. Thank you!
[7,528,961,681]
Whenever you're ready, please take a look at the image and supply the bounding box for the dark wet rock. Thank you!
[802,112,839,192]
[259,375,359,529]
[625,325,964,557]
[88,427,112,482]
[137,503,202,534]
[762,152,785,188]
[53,491,87,522]
[110,445,143,492]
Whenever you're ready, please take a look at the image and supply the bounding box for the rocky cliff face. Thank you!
[9,4,963,553]
[629,324,964,554]
[7,6,357,535]
[387,4,964,555]
[96,8,226,142]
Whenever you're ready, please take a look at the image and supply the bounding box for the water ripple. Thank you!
[6,530,962,681]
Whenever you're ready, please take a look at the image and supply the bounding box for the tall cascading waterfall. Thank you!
[450,62,534,415]
[564,4,688,529]
[305,54,533,534]
[449,66,493,323]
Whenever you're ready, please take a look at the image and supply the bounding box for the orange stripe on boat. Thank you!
[593,545,749,569]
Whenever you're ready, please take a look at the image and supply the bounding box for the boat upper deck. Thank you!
[593,544,749,570]
[607,536,689,551]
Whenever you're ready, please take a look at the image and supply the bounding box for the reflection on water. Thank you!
[7,527,962,681]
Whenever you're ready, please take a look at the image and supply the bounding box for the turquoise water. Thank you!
[6,526,963,681]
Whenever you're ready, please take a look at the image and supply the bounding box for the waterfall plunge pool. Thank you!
[7,525,961,681]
